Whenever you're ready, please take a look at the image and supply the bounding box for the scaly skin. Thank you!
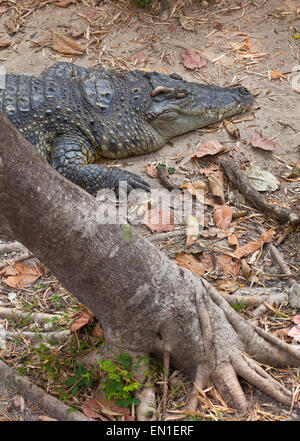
[0,62,253,194]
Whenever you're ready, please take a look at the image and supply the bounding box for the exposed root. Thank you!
[220,158,300,225]
[0,359,93,421]
[0,241,27,255]
[2,329,70,344]
[0,307,63,327]
[147,229,185,242]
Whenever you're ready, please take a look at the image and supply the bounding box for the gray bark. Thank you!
[0,113,299,416]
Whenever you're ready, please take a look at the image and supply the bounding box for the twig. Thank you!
[147,230,185,242]
[0,307,63,325]
[157,165,179,191]
[2,330,70,343]
[220,159,300,225]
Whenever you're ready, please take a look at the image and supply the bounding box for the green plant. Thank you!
[98,353,141,407]
[64,363,93,396]
[135,0,151,7]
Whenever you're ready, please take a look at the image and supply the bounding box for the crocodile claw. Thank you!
[114,170,151,193]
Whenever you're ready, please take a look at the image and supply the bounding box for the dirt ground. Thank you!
[0,0,299,421]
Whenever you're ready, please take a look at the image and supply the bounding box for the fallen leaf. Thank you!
[146,163,158,178]
[269,69,287,80]
[183,49,207,70]
[13,395,25,412]
[288,325,300,342]
[182,180,206,196]
[134,52,147,64]
[55,0,75,7]
[143,208,175,234]
[0,41,10,49]
[0,262,42,288]
[213,204,232,230]
[37,416,58,421]
[91,321,104,339]
[216,254,240,278]
[251,133,275,151]
[216,280,240,294]
[192,140,225,159]
[233,229,276,259]
[287,160,300,178]
[223,120,240,138]
[208,176,225,205]
[293,315,300,325]
[186,215,199,246]
[83,394,135,421]
[245,166,279,192]
[71,310,94,332]
[174,253,205,276]
[228,234,239,248]
[51,32,85,56]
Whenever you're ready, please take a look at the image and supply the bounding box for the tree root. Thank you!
[0,241,28,256]
[0,359,93,421]
[1,329,70,344]
[220,158,300,225]
[0,307,63,327]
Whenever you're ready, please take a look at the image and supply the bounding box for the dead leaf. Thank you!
[0,42,10,49]
[223,120,240,138]
[228,234,239,248]
[143,208,175,234]
[216,280,240,294]
[216,254,240,278]
[0,262,42,288]
[179,16,195,31]
[192,140,225,159]
[213,204,232,230]
[251,133,275,151]
[91,321,104,339]
[83,394,135,421]
[174,253,205,277]
[293,315,300,325]
[146,163,158,178]
[71,310,94,332]
[269,69,287,80]
[208,175,225,205]
[134,52,147,64]
[233,230,276,259]
[183,49,207,70]
[139,67,168,75]
[287,160,300,178]
[55,0,75,7]
[51,32,85,56]
[288,325,300,342]
[182,180,206,196]
[0,7,7,17]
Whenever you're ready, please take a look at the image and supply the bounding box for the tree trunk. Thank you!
[0,113,299,417]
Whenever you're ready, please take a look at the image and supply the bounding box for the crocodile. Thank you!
[0,62,253,194]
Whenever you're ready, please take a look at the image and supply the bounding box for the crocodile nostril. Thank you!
[238,86,251,96]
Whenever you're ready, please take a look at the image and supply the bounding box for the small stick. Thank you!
[147,230,185,242]
[157,165,179,191]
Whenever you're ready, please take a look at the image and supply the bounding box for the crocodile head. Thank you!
[138,71,254,140]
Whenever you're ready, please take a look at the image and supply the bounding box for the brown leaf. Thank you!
[146,163,158,178]
[216,280,240,294]
[251,133,275,151]
[134,52,147,64]
[270,69,287,80]
[223,120,240,138]
[143,208,175,234]
[208,175,225,205]
[192,140,225,159]
[216,254,240,277]
[0,262,42,288]
[213,204,232,230]
[91,321,104,339]
[83,394,135,421]
[287,160,300,178]
[82,399,110,420]
[174,253,205,277]
[55,0,75,7]
[233,229,276,259]
[186,215,199,247]
[182,180,206,196]
[71,310,94,332]
[288,325,300,342]
[228,234,239,248]
[51,32,85,56]
[183,49,207,70]
[0,41,10,49]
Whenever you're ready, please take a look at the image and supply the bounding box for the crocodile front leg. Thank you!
[51,134,150,195]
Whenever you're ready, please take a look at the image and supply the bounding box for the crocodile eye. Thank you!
[176,91,187,99]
